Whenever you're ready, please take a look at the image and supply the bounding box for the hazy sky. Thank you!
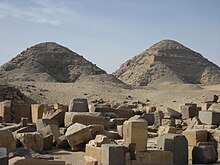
[0,0,220,73]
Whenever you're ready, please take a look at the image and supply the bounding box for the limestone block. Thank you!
[16,132,43,153]
[158,126,178,135]
[14,104,31,123]
[84,156,98,165]
[0,147,8,165]
[192,145,218,164]
[9,156,65,165]
[69,98,89,112]
[0,130,16,153]
[65,123,92,151]
[182,129,208,146]
[180,105,197,119]
[157,133,188,165]
[123,120,148,152]
[199,110,220,125]
[36,119,60,142]
[127,150,173,165]
[117,125,123,137]
[141,113,154,125]
[64,112,110,129]
[0,100,12,122]
[154,110,164,128]
[31,104,48,123]
[85,144,102,165]
[101,144,126,165]
[43,109,65,126]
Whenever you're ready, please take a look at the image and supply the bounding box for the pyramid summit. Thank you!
[114,40,220,86]
[0,42,106,82]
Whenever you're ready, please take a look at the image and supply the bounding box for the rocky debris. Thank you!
[114,40,220,86]
[1,97,220,164]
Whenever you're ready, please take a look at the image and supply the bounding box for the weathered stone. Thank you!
[64,112,110,129]
[161,118,175,127]
[85,144,101,165]
[14,104,31,123]
[158,126,179,135]
[154,110,164,128]
[0,130,16,153]
[192,145,218,164]
[167,107,182,119]
[36,119,60,142]
[117,125,123,137]
[69,98,89,112]
[56,135,70,149]
[43,109,65,126]
[123,120,148,152]
[31,104,49,123]
[186,116,201,129]
[101,144,126,165]
[89,135,115,147]
[199,110,220,125]
[127,150,174,165]
[141,113,154,125]
[180,105,197,119]
[182,129,208,146]
[0,147,8,165]
[88,124,105,138]
[84,156,98,165]
[65,123,92,151]
[157,133,188,165]
[16,132,43,153]
[116,105,135,119]
[43,134,53,151]
[0,100,12,122]
[9,156,65,165]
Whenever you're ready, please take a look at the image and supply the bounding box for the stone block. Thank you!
[9,156,65,165]
[182,129,208,146]
[31,104,48,123]
[180,105,197,119]
[14,104,31,123]
[158,126,178,135]
[161,118,175,127]
[116,105,135,119]
[84,156,98,165]
[65,123,92,151]
[127,150,174,165]
[192,144,218,164]
[101,144,126,165]
[0,100,12,122]
[117,125,123,137]
[153,110,164,128]
[123,120,148,152]
[36,119,60,142]
[43,109,65,126]
[85,144,101,165]
[0,147,8,165]
[0,130,16,153]
[69,98,89,112]
[157,133,188,165]
[16,132,43,153]
[141,113,154,125]
[64,112,110,129]
[199,110,220,125]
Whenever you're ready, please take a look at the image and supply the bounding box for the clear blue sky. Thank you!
[0,0,220,73]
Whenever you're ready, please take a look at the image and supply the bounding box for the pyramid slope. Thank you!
[114,40,220,86]
[0,42,106,82]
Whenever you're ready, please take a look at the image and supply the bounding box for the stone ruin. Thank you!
[0,95,220,165]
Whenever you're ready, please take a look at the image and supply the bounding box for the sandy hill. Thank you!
[0,42,107,83]
[114,40,220,86]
